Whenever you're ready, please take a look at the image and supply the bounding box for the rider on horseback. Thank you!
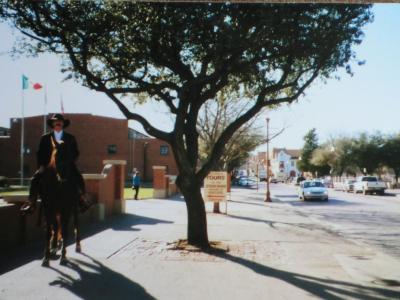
[21,113,88,213]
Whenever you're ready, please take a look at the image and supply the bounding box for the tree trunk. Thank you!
[177,176,210,248]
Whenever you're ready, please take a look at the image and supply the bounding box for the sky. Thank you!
[0,4,399,151]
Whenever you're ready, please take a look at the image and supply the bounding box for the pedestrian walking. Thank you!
[132,171,141,200]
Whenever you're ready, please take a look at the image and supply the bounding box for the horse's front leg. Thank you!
[74,208,81,253]
[50,219,59,257]
[59,212,70,265]
[42,223,52,267]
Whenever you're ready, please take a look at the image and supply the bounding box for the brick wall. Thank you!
[0,114,178,182]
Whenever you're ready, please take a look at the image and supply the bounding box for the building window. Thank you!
[291,161,295,167]
[107,144,117,154]
[160,145,169,156]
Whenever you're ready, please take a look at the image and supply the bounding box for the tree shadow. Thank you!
[228,199,266,207]
[225,213,342,236]
[226,214,277,229]
[274,196,358,207]
[0,213,173,275]
[209,249,400,300]
[48,253,156,300]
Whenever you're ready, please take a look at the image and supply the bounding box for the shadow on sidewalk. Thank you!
[211,250,400,300]
[229,199,266,207]
[225,213,342,236]
[274,197,358,207]
[227,214,277,228]
[0,213,173,275]
[49,253,156,300]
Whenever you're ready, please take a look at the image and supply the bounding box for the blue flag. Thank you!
[22,75,29,90]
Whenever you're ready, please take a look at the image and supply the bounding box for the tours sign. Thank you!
[204,171,227,202]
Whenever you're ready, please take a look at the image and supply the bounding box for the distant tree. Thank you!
[1,2,372,247]
[331,137,358,176]
[198,96,265,174]
[310,146,333,176]
[383,135,400,183]
[311,137,358,177]
[298,128,321,175]
[352,133,385,175]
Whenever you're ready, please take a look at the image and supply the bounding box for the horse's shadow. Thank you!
[49,253,155,300]
[0,213,173,275]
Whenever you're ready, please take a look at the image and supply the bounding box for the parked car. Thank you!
[238,176,257,187]
[259,170,267,182]
[343,179,356,192]
[269,178,278,184]
[298,180,328,201]
[353,176,386,195]
[0,176,10,188]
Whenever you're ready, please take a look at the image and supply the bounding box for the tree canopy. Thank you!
[1,2,373,246]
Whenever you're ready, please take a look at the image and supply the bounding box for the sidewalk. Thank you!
[1,188,400,300]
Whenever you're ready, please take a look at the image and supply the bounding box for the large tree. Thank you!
[1,2,372,247]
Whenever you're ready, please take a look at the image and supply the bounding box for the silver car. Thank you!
[298,180,329,201]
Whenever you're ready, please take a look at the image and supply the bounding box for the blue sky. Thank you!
[0,4,399,150]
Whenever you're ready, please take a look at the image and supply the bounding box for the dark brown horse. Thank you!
[50,202,82,256]
[39,166,79,266]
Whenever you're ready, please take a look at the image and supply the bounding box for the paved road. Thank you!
[258,183,400,259]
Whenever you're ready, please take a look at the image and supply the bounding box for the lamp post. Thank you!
[265,117,271,202]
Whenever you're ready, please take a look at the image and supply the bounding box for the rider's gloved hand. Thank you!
[20,201,36,215]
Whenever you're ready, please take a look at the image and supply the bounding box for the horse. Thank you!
[39,165,80,266]
[50,203,82,256]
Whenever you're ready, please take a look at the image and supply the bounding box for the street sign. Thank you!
[203,171,227,202]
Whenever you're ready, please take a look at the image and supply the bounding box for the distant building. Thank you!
[0,127,10,136]
[270,148,301,179]
[0,114,177,182]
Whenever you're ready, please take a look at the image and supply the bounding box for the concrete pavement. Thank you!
[1,186,400,300]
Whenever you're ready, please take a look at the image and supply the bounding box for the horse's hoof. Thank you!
[75,245,81,253]
[42,258,50,267]
[60,257,68,265]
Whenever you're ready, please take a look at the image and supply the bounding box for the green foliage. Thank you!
[310,133,400,178]
[311,137,358,176]
[351,133,385,175]
[382,134,400,182]
[0,2,373,180]
[297,128,321,174]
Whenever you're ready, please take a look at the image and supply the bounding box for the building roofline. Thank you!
[10,113,128,121]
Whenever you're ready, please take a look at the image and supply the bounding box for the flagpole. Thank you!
[20,88,25,186]
[43,86,47,134]
[60,92,64,114]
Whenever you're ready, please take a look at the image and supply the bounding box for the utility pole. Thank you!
[265,117,271,202]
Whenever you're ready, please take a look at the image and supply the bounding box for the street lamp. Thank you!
[265,117,271,202]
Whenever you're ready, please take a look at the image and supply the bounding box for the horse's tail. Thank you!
[36,201,43,227]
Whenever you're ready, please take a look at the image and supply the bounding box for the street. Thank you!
[262,183,400,259]
[2,186,400,299]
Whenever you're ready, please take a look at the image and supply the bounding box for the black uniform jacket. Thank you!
[36,131,79,179]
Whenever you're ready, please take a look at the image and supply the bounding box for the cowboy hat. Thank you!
[47,113,70,128]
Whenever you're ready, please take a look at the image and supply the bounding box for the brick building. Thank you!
[0,114,177,182]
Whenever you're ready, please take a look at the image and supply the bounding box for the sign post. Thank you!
[203,171,228,214]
